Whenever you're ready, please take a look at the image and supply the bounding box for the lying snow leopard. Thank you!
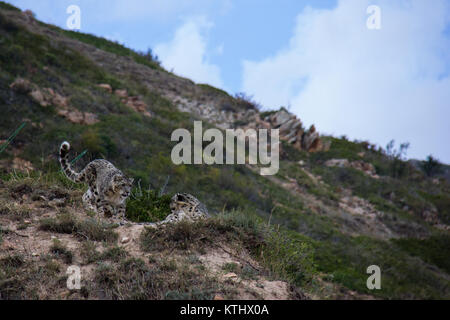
[139,193,210,228]
[165,193,210,223]
[59,141,133,221]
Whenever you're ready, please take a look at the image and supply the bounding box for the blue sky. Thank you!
[7,0,450,163]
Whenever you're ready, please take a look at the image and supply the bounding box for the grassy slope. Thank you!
[0,2,449,299]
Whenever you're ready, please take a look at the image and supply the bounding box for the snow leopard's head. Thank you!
[113,175,134,201]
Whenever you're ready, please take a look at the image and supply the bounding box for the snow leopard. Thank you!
[59,141,133,221]
[138,193,209,228]
[165,193,210,223]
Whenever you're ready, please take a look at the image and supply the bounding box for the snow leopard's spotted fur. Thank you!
[165,193,210,223]
[59,141,133,221]
[140,193,209,228]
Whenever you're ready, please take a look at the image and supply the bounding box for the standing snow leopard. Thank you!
[59,141,133,221]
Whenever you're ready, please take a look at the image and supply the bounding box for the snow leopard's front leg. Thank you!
[82,188,96,212]
[97,199,114,218]
[115,203,127,225]
[117,203,126,220]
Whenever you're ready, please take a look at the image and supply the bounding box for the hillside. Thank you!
[0,2,449,300]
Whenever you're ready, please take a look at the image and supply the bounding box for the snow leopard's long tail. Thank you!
[59,141,85,183]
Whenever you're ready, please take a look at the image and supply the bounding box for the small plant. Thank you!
[234,92,261,110]
[50,239,73,264]
[222,262,239,273]
[421,155,442,177]
[137,48,161,66]
[385,140,410,178]
[101,246,128,262]
[39,214,118,242]
[126,186,172,223]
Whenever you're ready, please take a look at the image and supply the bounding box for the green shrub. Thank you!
[50,239,73,264]
[39,214,118,243]
[421,155,442,177]
[140,210,316,286]
[0,1,21,12]
[392,234,450,274]
[126,189,172,223]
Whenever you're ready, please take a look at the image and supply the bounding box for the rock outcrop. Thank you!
[260,109,328,152]
[10,78,98,125]
[325,158,379,178]
[97,83,113,93]
[169,91,328,153]
[57,109,99,125]
[96,87,152,117]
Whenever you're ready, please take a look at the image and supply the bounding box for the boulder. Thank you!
[422,209,439,224]
[83,112,100,125]
[122,96,151,117]
[22,10,35,23]
[9,78,32,94]
[57,109,99,125]
[325,158,379,178]
[302,125,321,151]
[270,109,292,127]
[12,157,34,172]
[351,160,377,176]
[51,91,69,108]
[29,89,48,107]
[114,89,128,98]
[325,159,350,168]
[97,83,113,93]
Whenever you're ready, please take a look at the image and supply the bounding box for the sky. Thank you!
[7,0,450,163]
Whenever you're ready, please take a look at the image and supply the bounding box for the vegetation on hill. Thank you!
[0,2,449,299]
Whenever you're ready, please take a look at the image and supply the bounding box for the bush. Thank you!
[39,214,118,243]
[0,1,21,12]
[385,140,410,178]
[50,239,73,264]
[234,92,261,110]
[421,155,442,177]
[140,210,316,286]
[126,188,172,223]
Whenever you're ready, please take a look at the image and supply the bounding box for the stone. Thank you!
[279,118,298,134]
[213,294,225,300]
[422,210,439,224]
[83,112,100,125]
[325,159,350,168]
[29,89,48,107]
[271,110,292,127]
[302,125,321,151]
[223,272,238,279]
[51,92,69,108]
[97,83,113,93]
[23,9,35,23]
[12,157,34,172]
[62,109,83,124]
[114,89,128,98]
[57,109,99,125]
[121,95,151,117]
[121,237,130,244]
[9,78,32,94]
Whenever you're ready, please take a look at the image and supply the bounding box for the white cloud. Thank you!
[242,0,450,162]
[154,16,225,89]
